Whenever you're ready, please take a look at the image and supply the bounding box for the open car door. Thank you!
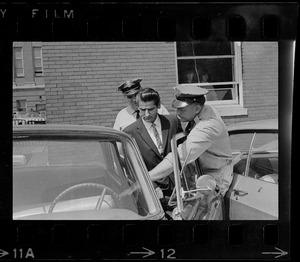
[226,132,278,220]
[168,132,224,220]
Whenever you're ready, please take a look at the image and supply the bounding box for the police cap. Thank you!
[118,78,142,96]
[172,84,208,108]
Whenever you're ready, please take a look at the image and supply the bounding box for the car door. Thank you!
[228,174,278,220]
[227,130,278,220]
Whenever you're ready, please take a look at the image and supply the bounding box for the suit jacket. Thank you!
[123,114,183,192]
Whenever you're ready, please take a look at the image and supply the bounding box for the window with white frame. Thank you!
[176,42,242,105]
[32,46,44,76]
[13,47,24,77]
[16,99,27,112]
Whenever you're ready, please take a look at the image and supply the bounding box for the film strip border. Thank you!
[0,3,298,41]
[0,2,295,260]
[0,221,289,259]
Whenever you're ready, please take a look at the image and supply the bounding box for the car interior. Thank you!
[233,153,278,183]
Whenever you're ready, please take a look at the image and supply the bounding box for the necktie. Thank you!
[151,123,163,154]
[135,110,140,119]
[185,120,195,134]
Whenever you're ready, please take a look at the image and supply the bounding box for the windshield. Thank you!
[13,133,162,220]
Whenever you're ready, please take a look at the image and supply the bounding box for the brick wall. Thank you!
[42,41,278,127]
[242,42,278,119]
[43,42,177,127]
[222,42,278,126]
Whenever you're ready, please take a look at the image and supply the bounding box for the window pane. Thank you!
[230,132,253,176]
[17,100,26,107]
[252,133,278,150]
[230,132,278,179]
[14,47,24,77]
[16,100,27,111]
[15,59,23,69]
[16,68,24,76]
[34,59,42,67]
[13,136,158,219]
[36,104,46,112]
[14,47,22,58]
[177,42,232,57]
[207,85,234,101]
[230,132,254,155]
[33,47,43,76]
[248,154,278,182]
[178,58,233,84]
[33,47,41,58]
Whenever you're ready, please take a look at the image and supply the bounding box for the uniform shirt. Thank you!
[165,104,233,194]
[113,104,169,131]
[142,116,163,153]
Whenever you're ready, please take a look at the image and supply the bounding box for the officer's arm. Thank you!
[149,137,210,181]
[149,130,212,181]
[184,138,211,163]
[149,153,173,181]
[181,127,212,164]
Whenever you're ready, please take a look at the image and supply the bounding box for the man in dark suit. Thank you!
[123,88,183,197]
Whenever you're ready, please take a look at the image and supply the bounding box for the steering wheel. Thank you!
[48,183,121,213]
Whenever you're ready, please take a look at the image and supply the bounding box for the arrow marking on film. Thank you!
[0,249,9,258]
[262,247,288,258]
[129,247,155,258]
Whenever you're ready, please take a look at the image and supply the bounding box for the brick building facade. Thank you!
[13,41,278,127]
[13,42,46,117]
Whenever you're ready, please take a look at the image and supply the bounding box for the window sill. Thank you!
[13,84,45,90]
[213,104,248,116]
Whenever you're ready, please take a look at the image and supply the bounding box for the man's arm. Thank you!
[149,130,212,181]
[149,152,174,181]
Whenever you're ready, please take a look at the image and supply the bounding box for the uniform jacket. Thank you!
[165,104,233,195]
[123,114,183,191]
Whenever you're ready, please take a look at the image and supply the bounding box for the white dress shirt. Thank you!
[142,116,163,153]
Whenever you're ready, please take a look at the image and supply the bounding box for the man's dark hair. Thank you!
[137,88,161,107]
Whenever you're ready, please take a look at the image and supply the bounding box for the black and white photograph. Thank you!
[2,1,296,260]
[12,41,279,220]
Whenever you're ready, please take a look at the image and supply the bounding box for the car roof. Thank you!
[13,124,132,139]
[227,118,278,132]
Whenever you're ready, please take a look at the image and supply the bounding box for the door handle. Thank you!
[233,189,248,197]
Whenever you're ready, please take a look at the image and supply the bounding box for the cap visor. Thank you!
[172,99,189,108]
[124,89,140,96]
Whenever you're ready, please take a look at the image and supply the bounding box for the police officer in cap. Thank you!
[113,78,169,131]
[149,84,233,196]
